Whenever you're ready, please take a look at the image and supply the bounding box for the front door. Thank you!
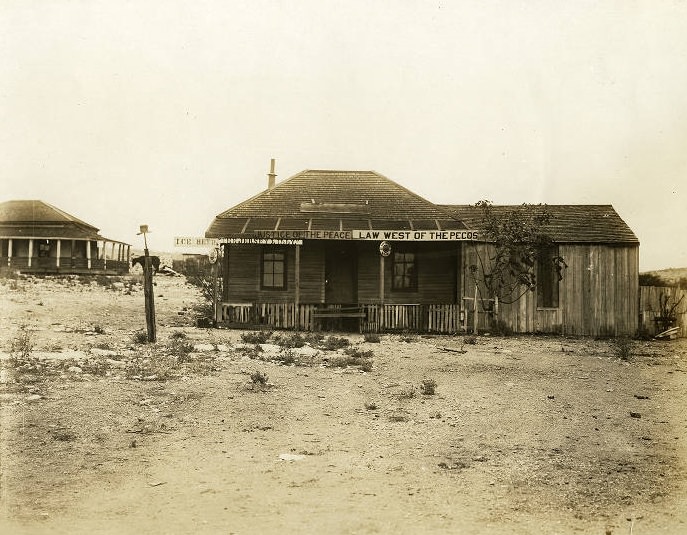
[325,242,357,304]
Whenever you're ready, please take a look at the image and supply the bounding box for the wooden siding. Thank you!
[224,241,459,306]
[223,243,325,304]
[220,241,639,336]
[461,242,639,336]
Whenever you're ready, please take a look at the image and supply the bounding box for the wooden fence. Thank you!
[638,286,686,338]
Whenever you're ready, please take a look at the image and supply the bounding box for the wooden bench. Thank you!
[311,307,367,331]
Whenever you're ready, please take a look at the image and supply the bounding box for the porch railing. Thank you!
[1,256,130,274]
[219,302,465,334]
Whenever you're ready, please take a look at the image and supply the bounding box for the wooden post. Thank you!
[7,239,12,267]
[28,239,33,267]
[294,244,301,330]
[139,226,156,343]
[379,254,385,330]
[86,240,92,269]
[494,295,499,327]
[212,260,220,325]
[56,240,61,268]
[473,284,479,335]
[143,248,156,342]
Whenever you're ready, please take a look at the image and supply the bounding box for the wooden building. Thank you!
[0,200,131,275]
[205,168,639,336]
[443,204,639,337]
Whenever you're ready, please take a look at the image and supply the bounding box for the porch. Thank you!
[0,237,131,275]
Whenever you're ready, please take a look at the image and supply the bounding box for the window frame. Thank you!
[261,247,287,290]
[391,247,418,292]
[536,245,560,309]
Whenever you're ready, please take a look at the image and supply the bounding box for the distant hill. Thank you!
[639,267,687,287]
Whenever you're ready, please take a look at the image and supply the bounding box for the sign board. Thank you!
[220,238,303,245]
[174,237,218,247]
[253,229,480,241]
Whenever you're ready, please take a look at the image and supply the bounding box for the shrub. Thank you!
[363,333,381,343]
[241,331,273,344]
[364,401,378,410]
[398,386,417,399]
[250,370,269,385]
[170,331,187,340]
[400,335,417,343]
[489,319,512,336]
[320,335,350,351]
[420,378,437,395]
[10,326,34,361]
[169,338,194,363]
[276,349,296,365]
[92,324,106,335]
[463,335,478,345]
[125,354,178,381]
[95,275,115,289]
[273,332,306,348]
[132,331,148,344]
[612,337,634,361]
[327,347,373,371]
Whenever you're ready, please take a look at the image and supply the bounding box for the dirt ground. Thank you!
[1,274,686,535]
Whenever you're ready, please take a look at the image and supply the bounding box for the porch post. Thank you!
[379,254,385,330]
[7,239,12,267]
[28,239,33,267]
[103,241,107,270]
[56,240,61,268]
[71,240,76,268]
[473,284,479,335]
[86,240,92,269]
[294,244,301,330]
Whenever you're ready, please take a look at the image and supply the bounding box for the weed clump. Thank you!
[363,333,381,343]
[273,332,306,348]
[327,347,373,371]
[241,331,273,344]
[320,335,350,351]
[612,337,634,361]
[250,370,269,386]
[132,331,148,344]
[463,335,478,345]
[10,325,34,361]
[420,378,438,395]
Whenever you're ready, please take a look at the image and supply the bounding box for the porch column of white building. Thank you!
[28,239,33,267]
[7,239,12,267]
[86,240,91,269]
[56,240,61,268]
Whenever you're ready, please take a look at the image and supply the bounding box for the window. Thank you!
[537,246,560,308]
[392,250,417,290]
[262,248,286,289]
[38,240,51,258]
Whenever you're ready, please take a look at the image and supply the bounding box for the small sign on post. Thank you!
[137,225,156,343]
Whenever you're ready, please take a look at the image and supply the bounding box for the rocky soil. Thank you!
[1,274,686,534]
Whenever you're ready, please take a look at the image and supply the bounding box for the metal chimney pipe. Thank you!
[268,158,276,189]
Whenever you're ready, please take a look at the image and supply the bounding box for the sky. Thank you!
[1,0,685,271]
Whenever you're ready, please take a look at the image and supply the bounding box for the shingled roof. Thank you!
[440,204,639,244]
[0,200,107,240]
[206,170,466,237]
